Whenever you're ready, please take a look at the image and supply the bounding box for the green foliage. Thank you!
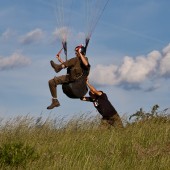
[129,104,160,121]
[0,141,39,167]
[0,106,169,169]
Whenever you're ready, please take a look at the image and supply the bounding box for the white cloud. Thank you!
[90,43,170,90]
[160,43,170,77]
[118,50,161,83]
[19,28,45,45]
[53,27,70,42]
[0,52,31,71]
[162,43,170,54]
[160,53,170,77]
[1,28,15,41]
[90,64,119,85]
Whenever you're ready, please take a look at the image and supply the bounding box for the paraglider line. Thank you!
[86,0,110,40]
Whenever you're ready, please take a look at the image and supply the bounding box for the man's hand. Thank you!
[56,54,64,63]
[78,48,81,53]
[80,97,85,101]
[86,77,89,84]
[77,48,81,55]
[56,54,60,59]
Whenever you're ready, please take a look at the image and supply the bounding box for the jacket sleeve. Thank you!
[63,57,77,67]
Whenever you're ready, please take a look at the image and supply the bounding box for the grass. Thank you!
[0,105,169,170]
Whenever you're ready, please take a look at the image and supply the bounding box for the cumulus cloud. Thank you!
[159,43,170,77]
[19,28,45,45]
[1,28,15,41]
[52,27,86,46]
[53,27,70,42]
[0,52,31,71]
[90,43,170,91]
[118,50,161,83]
[90,64,119,85]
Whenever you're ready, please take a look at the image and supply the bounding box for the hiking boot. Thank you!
[47,98,60,109]
[50,60,63,73]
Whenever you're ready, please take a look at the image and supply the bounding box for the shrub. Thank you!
[0,141,39,167]
[129,104,160,121]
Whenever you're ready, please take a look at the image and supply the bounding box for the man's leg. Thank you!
[50,58,76,73]
[47,75,70,109]
[108,114,124,128]
[99,118,111,129]
[50,61,63,73]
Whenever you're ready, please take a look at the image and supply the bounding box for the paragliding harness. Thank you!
[57,40,90,98]
[62,71,89,99]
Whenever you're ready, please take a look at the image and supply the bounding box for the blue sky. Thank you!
[0,0,170,120]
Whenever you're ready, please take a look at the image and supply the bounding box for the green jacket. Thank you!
[64,57,90,80]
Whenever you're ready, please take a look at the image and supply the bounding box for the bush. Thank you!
[0,141,39,167]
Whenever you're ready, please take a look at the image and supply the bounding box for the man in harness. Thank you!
[80,79,123,129]
[47,45,90,110]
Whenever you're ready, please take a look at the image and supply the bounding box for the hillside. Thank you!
[0,106,169,170]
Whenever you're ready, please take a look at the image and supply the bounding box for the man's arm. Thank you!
[78,50,89,67]
[86,79,102,96]
[80,96,93,102]
[56,54,64,64]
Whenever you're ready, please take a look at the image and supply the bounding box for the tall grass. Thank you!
[0,106,169,170]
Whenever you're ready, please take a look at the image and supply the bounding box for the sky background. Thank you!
[0,0,170,121]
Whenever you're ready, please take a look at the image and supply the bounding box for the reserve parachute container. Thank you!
[62,74,88,98]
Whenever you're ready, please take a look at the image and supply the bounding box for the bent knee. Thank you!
[48,79,56,86]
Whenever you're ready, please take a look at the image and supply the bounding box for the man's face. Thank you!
[75,48,81,57]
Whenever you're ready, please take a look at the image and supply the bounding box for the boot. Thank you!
[47,98,60,109]
[50,60,63,73]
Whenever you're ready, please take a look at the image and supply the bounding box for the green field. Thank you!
[0,106,169,170]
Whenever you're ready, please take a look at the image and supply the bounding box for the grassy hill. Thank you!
[0,105,169,170]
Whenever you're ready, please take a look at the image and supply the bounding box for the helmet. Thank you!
[75,45,86,55]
